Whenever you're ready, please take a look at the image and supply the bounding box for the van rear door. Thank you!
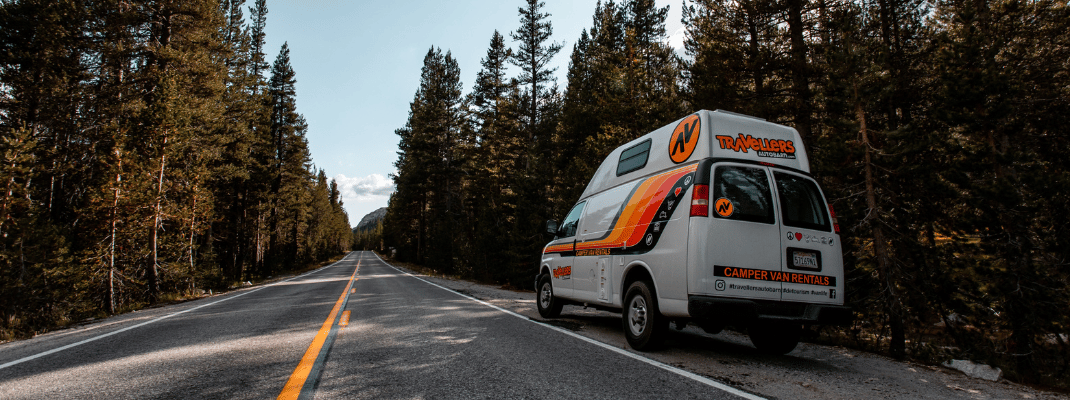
[772,171,842,304]
[707,163,782,300]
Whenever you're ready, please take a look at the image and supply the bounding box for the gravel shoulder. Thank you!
[384,258,1066,400]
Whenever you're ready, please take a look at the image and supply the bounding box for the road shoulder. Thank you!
[378,254,1065,400]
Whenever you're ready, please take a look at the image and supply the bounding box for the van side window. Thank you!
[774,172,831,231]
[616,139,651,176]
[713,166,774,224]
[559,201,586,238]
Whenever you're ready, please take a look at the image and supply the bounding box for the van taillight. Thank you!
[691,184,709,217]
[830,205,840,233]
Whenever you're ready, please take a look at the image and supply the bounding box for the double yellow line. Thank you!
[278,257,360,400]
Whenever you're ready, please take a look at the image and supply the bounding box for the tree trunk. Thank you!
[787,0,813,147]
[108,151,122,314]
[745,3,765,113]
[149,134,168,301]
[857,85,905,358]
[189,183,197,272]
[255,200,264,275]
[417,192,425,264]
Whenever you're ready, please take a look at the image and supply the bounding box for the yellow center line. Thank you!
[339,311,351,327]
[277,259,360,400]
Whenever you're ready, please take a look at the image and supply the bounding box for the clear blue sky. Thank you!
[262,0,683,226]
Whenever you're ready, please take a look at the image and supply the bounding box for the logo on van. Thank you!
[553,266,572,279]
[714,198,734,217]
[715,133,797,159]
[669,114,701,163]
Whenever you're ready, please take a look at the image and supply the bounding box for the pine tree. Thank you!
[82,0,144,315]
[556,0,681,208]
[806,0,934,361]
[506,0,564,283]
[248,0,269,87]
[784,0,814,145]
[306,170,333,261]
[124,0,226,301]
[0,1,89,315]
[465,31,522,281]
[682,0,783,119]
[556,1,623,205]
[0,0,344,339]
[385,47,465,272]
[510,0,563,148]
[213,0,251,281]
[265,43,313,274]
[621,0,680,133]
[929,0,1070,381]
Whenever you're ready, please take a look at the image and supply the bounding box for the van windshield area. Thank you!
[713,166,774,224]
[774,172,831,232]
[558,201,585,238]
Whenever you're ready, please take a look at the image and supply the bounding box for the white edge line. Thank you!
[370,252,766,400]
[0,253,357,371]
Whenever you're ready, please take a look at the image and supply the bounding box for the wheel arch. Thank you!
[540,263,552,278]
[621,261,656,304]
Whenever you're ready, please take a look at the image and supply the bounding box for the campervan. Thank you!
[537,110,851,353]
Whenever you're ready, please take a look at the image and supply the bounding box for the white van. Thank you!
[536,110,851,353]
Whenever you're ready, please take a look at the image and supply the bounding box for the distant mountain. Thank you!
[354,207,387,233]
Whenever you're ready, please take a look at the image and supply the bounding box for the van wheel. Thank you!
[623,280,666,351]
[536,273,563,318]
[748,321,802,355]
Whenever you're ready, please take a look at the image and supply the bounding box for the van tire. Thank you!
[623,280,666,351]
[748,321,801,355]
[536,273,563,318]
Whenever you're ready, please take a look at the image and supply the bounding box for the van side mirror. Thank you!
[544,219,559,236]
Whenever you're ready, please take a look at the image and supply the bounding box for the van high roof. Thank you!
[580,110,809,199]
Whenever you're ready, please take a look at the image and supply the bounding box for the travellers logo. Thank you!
[714,198,734,217]
[669,114,701,163]
[715,133,796,159]
[553,266,572,279]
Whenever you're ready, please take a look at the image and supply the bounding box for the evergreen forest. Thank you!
[382,0,1070,387]
[0,0,352,341]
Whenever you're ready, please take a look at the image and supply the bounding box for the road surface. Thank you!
[0,251,755,399]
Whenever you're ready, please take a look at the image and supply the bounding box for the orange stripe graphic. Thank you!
[575,164,698,251]
[544,243,574,253]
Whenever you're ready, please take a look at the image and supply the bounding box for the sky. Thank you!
[262,0,685,226]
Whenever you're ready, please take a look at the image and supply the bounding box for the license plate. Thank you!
[793,251,819,268]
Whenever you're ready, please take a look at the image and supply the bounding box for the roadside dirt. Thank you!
[385,260,1066,400]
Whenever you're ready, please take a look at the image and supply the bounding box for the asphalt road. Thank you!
[0,252,363,399]
[0,251,755,399]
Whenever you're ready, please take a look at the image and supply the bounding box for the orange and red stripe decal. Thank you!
[545,163,697,256]
[576,164,696,250]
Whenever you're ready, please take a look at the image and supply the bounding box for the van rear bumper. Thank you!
[688,295,852,326]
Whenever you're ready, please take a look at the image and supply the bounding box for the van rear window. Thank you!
[616,139,651,176]
[713,166,774,224]
[774,172,831,231]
